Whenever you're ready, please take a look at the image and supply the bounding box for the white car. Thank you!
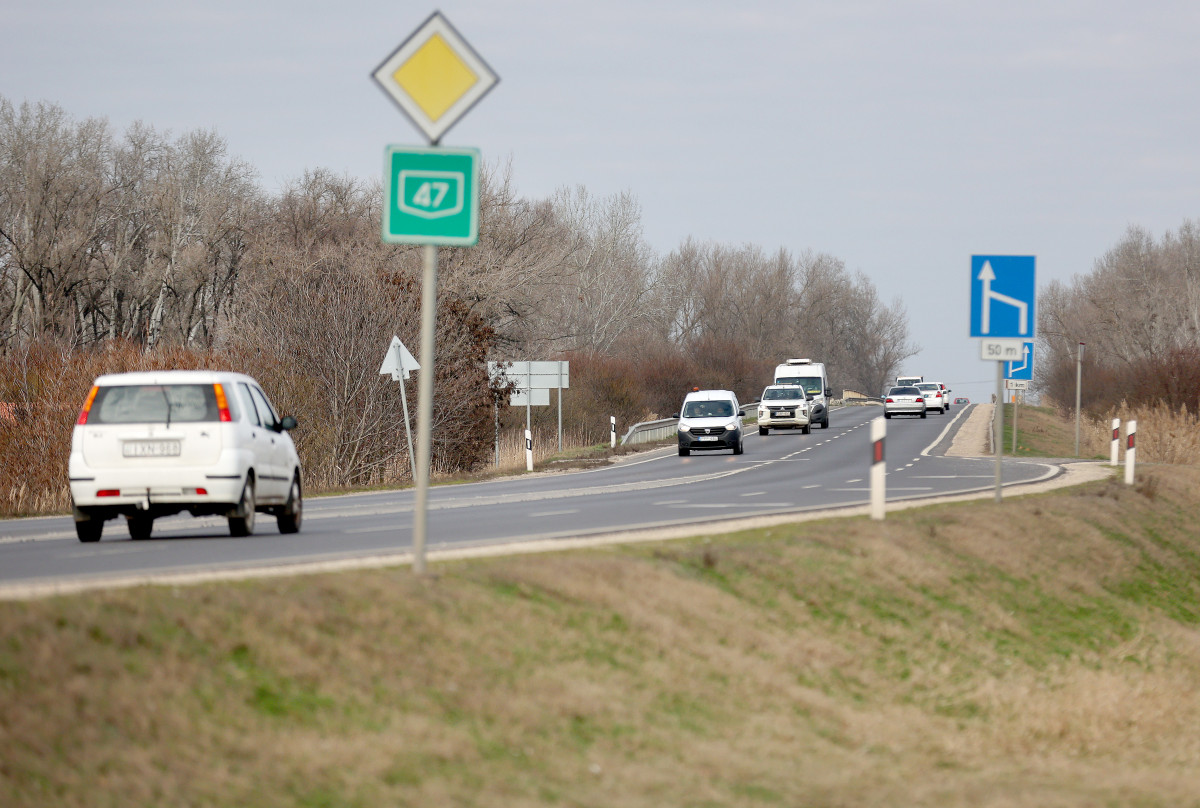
[757,384,812,435]
[914,382,947,414]
[675,389,744,456]
[883,386,927,419]
[68,370,302,542]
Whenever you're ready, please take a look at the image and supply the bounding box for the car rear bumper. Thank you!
[885,405,926,415]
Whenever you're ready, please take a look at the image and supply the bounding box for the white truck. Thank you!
[773,359,831,429]
[895,374,924,388]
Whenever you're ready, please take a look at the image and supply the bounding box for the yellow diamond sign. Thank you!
[373,12,499,144]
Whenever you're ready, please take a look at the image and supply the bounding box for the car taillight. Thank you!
[885,398,894,403]
[213,383,232,422]
[77,386,99,425]
[97,489,120,497]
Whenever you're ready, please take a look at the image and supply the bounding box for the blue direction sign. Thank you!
[970,255,1036,338]
[382,146,479,245]
[1005,341,1034,380]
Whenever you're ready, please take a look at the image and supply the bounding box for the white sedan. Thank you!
[883,386,927,419]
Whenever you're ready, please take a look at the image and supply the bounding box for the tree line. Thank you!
[1038,220,1200,415]
[0,96,918,507]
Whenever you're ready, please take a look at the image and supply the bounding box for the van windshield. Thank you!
[775,376,822,395]
[682,400,735,419]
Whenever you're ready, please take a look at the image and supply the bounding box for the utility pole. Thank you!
[1074,342,1085,457]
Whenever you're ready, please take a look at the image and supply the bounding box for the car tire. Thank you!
[920,411,927,419]
[884,412,891,419]
[733,439,744,455]
[276,475,302,534]
[229,478,257,537]
[821,418,829,428]
[678,445,690,457]
[802,424,811,433]
[127,514,153,541]
[76,519,103,543]
[759,426,769,436]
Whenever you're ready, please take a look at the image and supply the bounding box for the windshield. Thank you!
[90,384,221,424]
[762,387,805,401]
[682,400,735,419]
[775,376,823,395]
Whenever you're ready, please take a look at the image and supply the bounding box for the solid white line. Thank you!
[529,509,580,517]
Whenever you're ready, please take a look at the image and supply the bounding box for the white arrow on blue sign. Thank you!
[970,255,1036,338]
[1005,341,1034,380]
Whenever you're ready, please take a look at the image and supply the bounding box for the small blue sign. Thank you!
[1005,341,1034,380]
[970,255,1036,338]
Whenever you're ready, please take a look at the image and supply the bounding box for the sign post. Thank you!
[373,12,498,574]
[971,255,1036,503]
[1005,342,1034,455]
[378,335,421,476]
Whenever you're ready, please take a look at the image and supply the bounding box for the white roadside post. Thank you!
[1124,419,1137,485]
[610,416,617,448]
[525,429,534,472]
[870,416,886,520]
[1110,418,1121,466]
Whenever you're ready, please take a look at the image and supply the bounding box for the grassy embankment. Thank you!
[4,410,1200,806]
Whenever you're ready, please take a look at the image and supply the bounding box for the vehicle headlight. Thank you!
[725,420,738,431]
[678,423,691,432]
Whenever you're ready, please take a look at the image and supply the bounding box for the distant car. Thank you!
[69,370,302,542]
[675,389,744,456]
[883,386,927,419]
[954,397,970,405]
[915,382,947,414]
[756,384,812,435]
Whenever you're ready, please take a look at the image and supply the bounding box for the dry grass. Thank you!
[4,466,1200,805]
[1081,402,1200,466]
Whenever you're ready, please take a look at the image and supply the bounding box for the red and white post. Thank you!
[1124,419,1136,485]
[1110,418,1120,466]
[870,416,886,520]
[525,428,534,472]
[610,416,617,448]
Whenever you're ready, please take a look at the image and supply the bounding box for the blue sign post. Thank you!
[970,255,1036,338]
[1005,341,1034,381]
[971,255,1036,505]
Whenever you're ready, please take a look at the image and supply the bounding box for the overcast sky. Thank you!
[5,0,1198,403]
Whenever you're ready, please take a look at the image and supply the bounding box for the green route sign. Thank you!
[382,145,479,245]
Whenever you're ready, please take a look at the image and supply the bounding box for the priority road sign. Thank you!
[372,11,499,145]
[1005,341,1034,381]
[383,146,479,245]
[970,255,1036,338]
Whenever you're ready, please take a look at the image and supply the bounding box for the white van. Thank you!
[675,389,744,456]
[773,359,831,429]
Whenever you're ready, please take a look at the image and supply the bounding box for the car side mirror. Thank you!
[672,412,680,419]
[279,415,298,431]
[824,388,832,397]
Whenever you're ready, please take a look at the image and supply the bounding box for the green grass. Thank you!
[4,467,1200,806]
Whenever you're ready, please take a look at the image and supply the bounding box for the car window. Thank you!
[238,382,261,426]
[90,384,220,424]
[916,383,938,391]
[248,385,279,430]
[683,400,734,418]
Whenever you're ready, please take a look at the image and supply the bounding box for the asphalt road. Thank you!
[0,404,1060,596]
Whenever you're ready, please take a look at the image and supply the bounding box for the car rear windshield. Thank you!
[890,387,921,395]
[90,384,222,424]
[683,400,735,418]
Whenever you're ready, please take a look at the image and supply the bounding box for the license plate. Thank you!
[698,435,718,442]
[779,410,793,418]
[123,440,181,458]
